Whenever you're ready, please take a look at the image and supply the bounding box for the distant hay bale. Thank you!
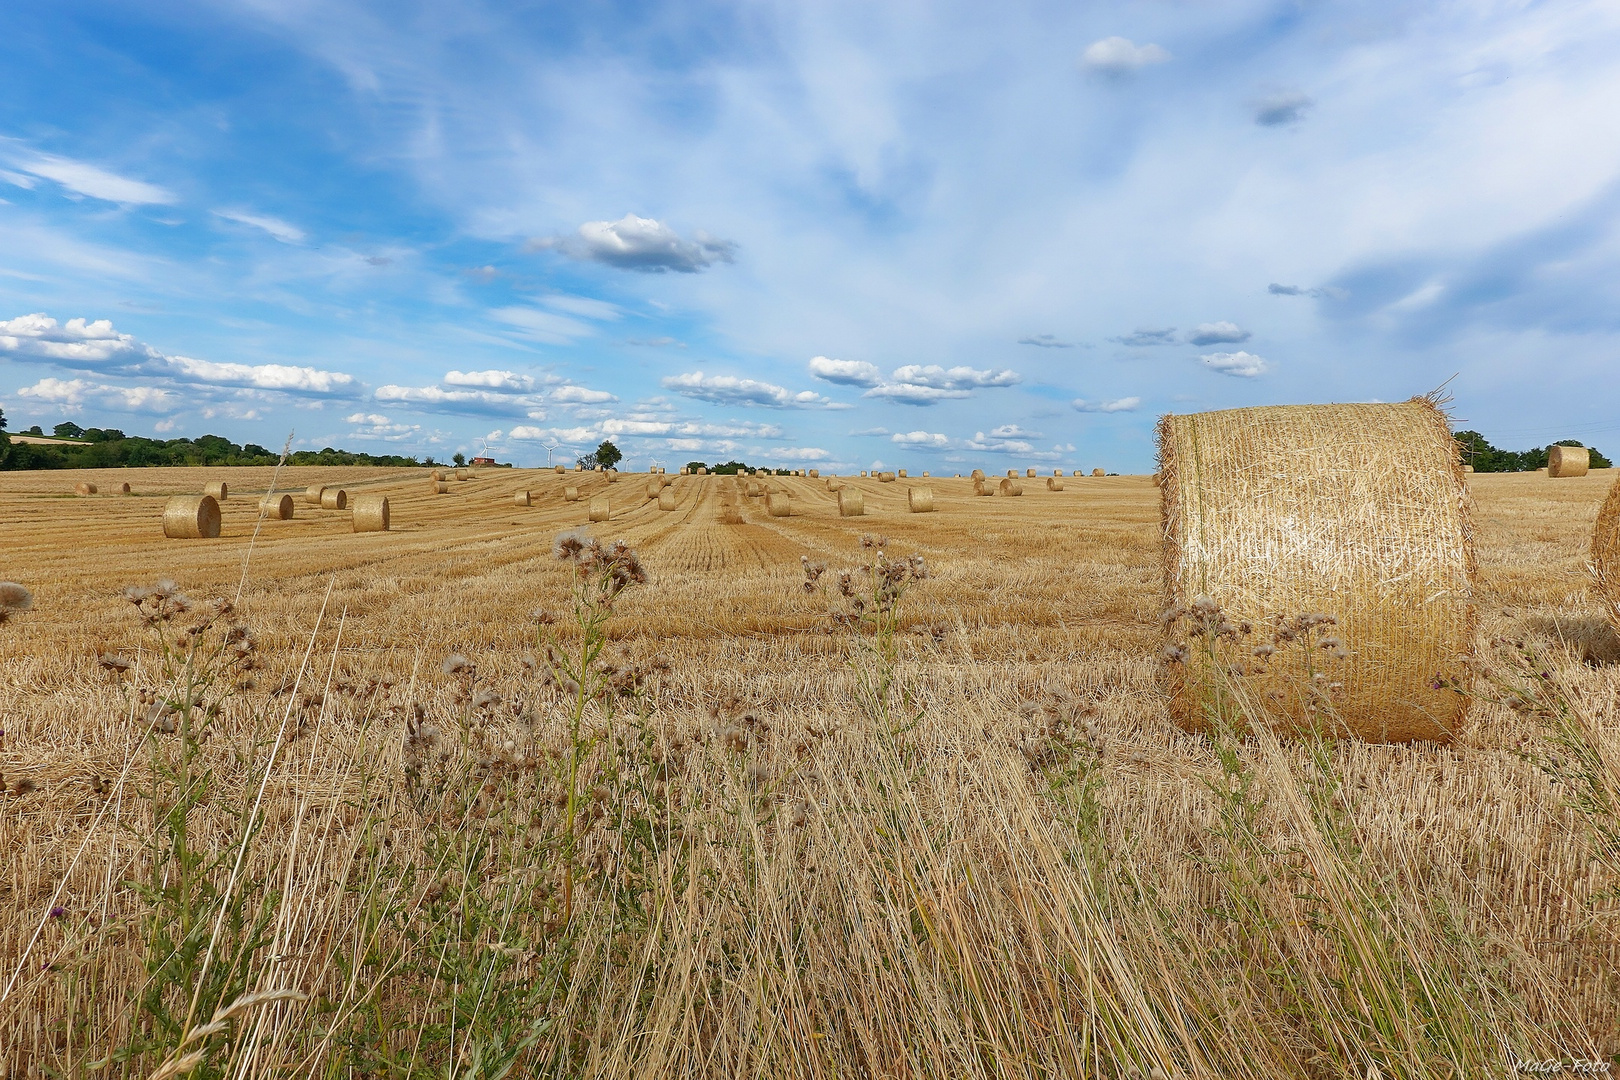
[75,481,97,495]
[1054,469,1064,477]
[680,467,689,475]
[455,468,470,481]
[352,494,389,532]
[305,484,326,505]
[766,492,791,517]
[973,479,993,496]
[646,481,661,500]
[163,495,221,539]
[1006,470,1017,479]
[1462,464,1475,473]
[606,470,618,482]
[555,465,565,474]
[1593,474,1620,634]
[1046,477,1064,491]
[595,465,603,472]
[258,494,294,519]
[658,489,677,511]
[971,469,985,481]
[1158,397,1475,744]
[1026,468,1037,478]
[808,469,819,478]
[1548,445,1590,478]
[838,488,865,516]
[697,467,708,475]
[204,481,229,501]
[897,469,908,478]
[514,490,531,506]
[429,480,448,494]
[320,488,348,510]
[827,478,845,493]
[907,486,934,513]
[721,504,744,524]
[922,471,930,477]
[660,476,673,488]
[1092,468,1105,477]
[860,471,868,478]
[746,481,764,498]
[118,482,131,494]
[431,469,445,481]
[588,495,610,522]
[877,472,896,483]
[999,478,1023,496]
[564,486,580,502]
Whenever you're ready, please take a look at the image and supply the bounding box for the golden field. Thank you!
[1,464,1618,1078]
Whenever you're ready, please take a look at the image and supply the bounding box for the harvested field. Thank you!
[1,465,1618,1076]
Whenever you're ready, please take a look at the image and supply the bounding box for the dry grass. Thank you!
[1,466,1618,1076]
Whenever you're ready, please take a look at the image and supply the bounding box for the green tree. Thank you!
[453,451,467,467]
[0,405,9,467]
[593,439,623,469]
[54,421,85,439]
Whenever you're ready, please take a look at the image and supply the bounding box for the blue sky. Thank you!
[2,0,1618,472]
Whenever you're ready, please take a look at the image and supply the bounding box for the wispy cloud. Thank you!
[1072,396,1141,412]
[1111,328,1178,347]
[663,370,840,408]
[531,214,736,273]
[1186,321,1250,346]
[1017,334,1074,348]
[213,209,306,243]
[1080,37,1170,76]
[1252,91,1313,127]
[4,149,176,205]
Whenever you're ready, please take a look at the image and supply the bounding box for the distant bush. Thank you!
[1454,430,1611,472]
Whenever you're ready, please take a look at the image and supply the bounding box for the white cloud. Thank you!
[445,369,537,392]
[345,412,420,441]
[892,430,949,447]
[1072,396,1142,412]
[1186,322,1250,346]
[165,355,356,393]
[213,209,306,244]
[1018,335,1074,348]
[375,384,533,412]
[1200,351,1268,377]
[963,431,1037,455]
[987,423,1040,438]
[8,151,176,205]
[16,376,183,414]
[771,446,832,461]
[808,355,883,386]
[490,305,595,343]
[0,170,37,190]
[551,384,618,404]
[540,294,621,320]
[533,213,736,273]
[1080,37,1171,76]
[345,412,391,425]
[662,370,839,409]
[863,364,1021,405]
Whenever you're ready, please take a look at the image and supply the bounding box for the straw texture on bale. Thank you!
[455,468,469,481]
[999,478,1023,496]
[564,486,580,502]
[1548,445,1590,478]
[514,491,531,506]
[75,482,97,495]
[1007,470,1018,478]
[1092,468,1105,477]
[1026,468,1037,478]
[660,476,673,488]
[429,480,448,494]
[555,465,565,474]
[746,481,764,498]
[204,481,229,501]
[588,496,610,522]
[163,495,221,539]
[973,479,993,496]
[1046,477,1064,491]
[971,469,986,481]
[907,486,934,513]
[305,484,326,505]
[606,470,618,482]
[877,472,896,483]
[431,469,445,481]
[1593,473,1620,634]
[1157,397,1476,744]
[658,489,677,511]
[118,482,131,494]
[808,469,819,478]
[646,482,661,500]
[838,488,865,516]
[720,504,743,524]
[1462,464,1475,473]
[766,493,791,517]
[897,469,908,478]
[826,478,845,493]
[351,494,390,532]
[258,494,294,520]
[697,467,708,475]
[320,488,348,510]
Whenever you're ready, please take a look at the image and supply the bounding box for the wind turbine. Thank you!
[542,440,559,467]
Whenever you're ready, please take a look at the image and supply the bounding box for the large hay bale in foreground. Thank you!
[163,495,221,539]
[1046,477,1064,491]
[838,488,865,516]
[1593,474,1620,634]
[75,482,97,496]
[998,478,1023,496]
[908,486,934,513]
[658,489,677,511]
[1158,398,1475,743]
[258,494,295,520]
[766,493,791,517]
[352,494,389,532]
[204,481,229,501]
[588,496,610,522]
[305,484,326,505]
[320,488,348,510]
[1548,445,1590,478]
[973,479,993,496]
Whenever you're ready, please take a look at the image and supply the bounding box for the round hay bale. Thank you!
[352,494,389,532]
[431,469,445,481]
[594,465,603,472]
[455,468,470,481]
[588,495,610,522]
[1462,464,1475,473]
[606,470,618,482]
[320,488,348,510]
[305,484,326,505]
[118,482,131,494]
[1046,476,1064,491]
[514,490,531,506]
[429,480,448,494]
[646,481,662,500]
[973,478,993,496]
[808,469,819,478]
[746,481,764,498]
[75,481,97,496]
[1054,469,1064,477]
[163,495,221,539]
[877,472,896,483]
[971,469,985,481]
[564,486,580,502]
[1158,398,1475,743]
[922,471,930,477]
[1548,445,1590,478]
[1026,468,1037,478]
[838,488,865,516]
[555,465,565,474]
[998,478,1023,496]
[721,504,744,524]
[660,476,673,488]
[897,469,908,478]
[258,494,294,519]
[860,471,868,478]
[204,481,229,501]
[1091,468,1105,477]
[658,489,677,511]
[766,492,791,517]
[1593,474,1620,634]
[907,486,934,513]
[1006,470,1017,479]
[697,467,708,475]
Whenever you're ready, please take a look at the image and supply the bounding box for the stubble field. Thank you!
[1,465,1617,1078]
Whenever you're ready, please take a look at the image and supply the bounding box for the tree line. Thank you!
[1452,431,1611,472]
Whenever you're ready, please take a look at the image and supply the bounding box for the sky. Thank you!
[1,0,1618,473]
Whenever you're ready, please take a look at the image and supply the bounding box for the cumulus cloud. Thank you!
[213,209,306,243]
[1253,91,1314,127]
[1186,321,1251,346]
[771,446,832,461]
[864,364,1021,405]
[344,412,420,441]
[1018,334,1074,348]
[5,150,176,204]
[16,376,183,413]
[808,355,883,386]
[1080,37,1171,76]
[963,430,1036,455]
[1112,327,1178,347]
[444,369,537,392]
[375,384,534,413]
[532,213,736,273]
[551,385,618,404]
[662,370,839,409]
[0,313,358,395]
[891,430,949,447]
[1072,396,1141,413]
[1200,351,1268,377]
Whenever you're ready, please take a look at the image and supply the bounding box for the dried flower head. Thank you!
[0,582,34,624]
[442,653,472,676]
